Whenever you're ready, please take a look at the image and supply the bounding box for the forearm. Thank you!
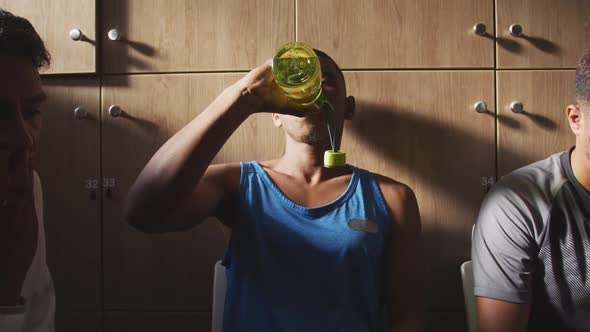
[125,83,255,225]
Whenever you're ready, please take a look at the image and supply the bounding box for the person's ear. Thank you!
[344,96,355,120]
[567,104,583,135]
[272,113,282,128]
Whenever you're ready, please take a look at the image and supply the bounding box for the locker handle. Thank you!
[510,101,524,114]
[474,101,488,113]
[509,24,523,37]
[74,107,88,120]
[473,23,487,36]
[69,29,83,41]
[108,29,121,41]
[109,105,123,118]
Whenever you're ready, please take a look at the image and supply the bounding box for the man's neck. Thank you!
[271,138,349,185]
[571,146,590,192]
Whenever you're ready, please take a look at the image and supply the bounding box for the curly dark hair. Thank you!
[0,8,50,68]
[575,49,590,107]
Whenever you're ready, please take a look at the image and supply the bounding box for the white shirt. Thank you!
[0,172,55,331]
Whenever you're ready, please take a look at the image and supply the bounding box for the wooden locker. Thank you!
[0,0,96,74]
[38,77,101,312]
[297,0,494,69]
[497,70,576,176]
[104,312,210,332]
[341,70,495,329]
[55,311,102,332]
[497,0,590,68]
[101,0,294,73]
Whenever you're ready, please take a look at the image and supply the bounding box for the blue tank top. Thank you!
[222,161,393,332]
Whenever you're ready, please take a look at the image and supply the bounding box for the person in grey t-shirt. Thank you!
[472,49,590,332]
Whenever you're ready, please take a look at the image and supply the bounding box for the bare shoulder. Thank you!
[371,173,420,227]
[372,173,413,199]
[203,162,242,194]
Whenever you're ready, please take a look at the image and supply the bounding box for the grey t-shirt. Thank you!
[472,147,590,331]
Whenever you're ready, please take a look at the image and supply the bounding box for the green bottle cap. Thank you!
[324,150,346,168]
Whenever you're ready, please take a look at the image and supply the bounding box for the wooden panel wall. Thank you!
[19,0,586,331]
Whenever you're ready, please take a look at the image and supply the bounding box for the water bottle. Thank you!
[271,42,346,168]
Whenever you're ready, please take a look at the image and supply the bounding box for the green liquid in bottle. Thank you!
[272,43,322,106]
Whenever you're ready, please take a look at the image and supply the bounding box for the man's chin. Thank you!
[301,132,331,147]
[302,134,320,145]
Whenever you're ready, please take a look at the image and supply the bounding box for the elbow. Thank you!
[124,180,194,234]
[124,191,162,234]
[124,204,151,234]
[124,194,184,234]
[125,208,164,234]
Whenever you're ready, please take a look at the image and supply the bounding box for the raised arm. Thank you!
[125,61,311,233]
